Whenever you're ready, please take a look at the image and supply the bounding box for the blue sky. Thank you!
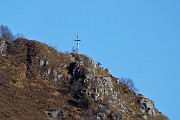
[1,0,180,119]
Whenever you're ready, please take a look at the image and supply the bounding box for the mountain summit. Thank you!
[0,38,168,120]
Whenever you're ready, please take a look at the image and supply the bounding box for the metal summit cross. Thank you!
[74,35,81,53]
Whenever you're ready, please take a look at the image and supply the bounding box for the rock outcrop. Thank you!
[0,38,168,120]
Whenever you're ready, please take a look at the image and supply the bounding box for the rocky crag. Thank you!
[0,38,168,120]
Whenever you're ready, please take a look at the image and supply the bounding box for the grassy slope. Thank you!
[0,38,168,120]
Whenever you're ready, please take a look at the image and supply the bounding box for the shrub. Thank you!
[80,97,91,108]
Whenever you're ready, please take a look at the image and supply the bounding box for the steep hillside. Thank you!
[0,38,168,120]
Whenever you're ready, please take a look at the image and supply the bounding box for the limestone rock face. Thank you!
[0,40,7,56]
[140,97,157,116]
[47,109,65,120]
[0,38,169,120]
[97,112,106,120]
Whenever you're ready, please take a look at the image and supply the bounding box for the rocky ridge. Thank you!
[0,38,168,120]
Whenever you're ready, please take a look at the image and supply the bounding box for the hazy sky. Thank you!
[1,0,180,119]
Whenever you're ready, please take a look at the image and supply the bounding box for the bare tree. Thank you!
[16,33,24,39]
[0,25,15,40]
[120,78,139,92]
